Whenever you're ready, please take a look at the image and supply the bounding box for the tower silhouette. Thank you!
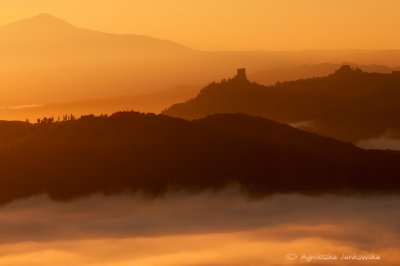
[235,68,247,81]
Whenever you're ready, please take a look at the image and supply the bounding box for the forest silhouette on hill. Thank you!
[1,111,400,204]
[249,63,400,85]
[163,66,400,142]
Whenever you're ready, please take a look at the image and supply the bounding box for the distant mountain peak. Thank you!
[32,13,66,22]
[34,13,56,18]
[0,13,75,32]
[0,14,189,50]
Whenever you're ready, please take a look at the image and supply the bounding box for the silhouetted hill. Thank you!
[0,111,399,204]
[0,14,194,105]
[3,14,400,105]
[250,63,400,85]
[0,13,187,52]
[163,66,400,142]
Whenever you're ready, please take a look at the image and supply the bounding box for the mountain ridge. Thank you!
[249,63,400,85]
[1,111,400,204]
[0,13,188,49]
[3,14,400,106]
[0,13,75,30]
[163,66,400,142]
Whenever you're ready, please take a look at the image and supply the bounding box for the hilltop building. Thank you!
[233,68,249,82]
[236,68,247,79]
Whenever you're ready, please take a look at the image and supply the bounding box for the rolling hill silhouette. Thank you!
[0,111,399,204]
[2,61,399,122]
[3,14,400,106]
[163,66,400,142]
[250,63,400,85]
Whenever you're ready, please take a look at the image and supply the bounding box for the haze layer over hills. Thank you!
[2,14,400,106]
[0,85,199,122]
[1,4,400,266]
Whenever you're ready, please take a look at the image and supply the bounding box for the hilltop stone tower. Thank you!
[236,68,247,80]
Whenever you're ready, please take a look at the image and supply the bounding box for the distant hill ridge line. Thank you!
[249,63,400,86]
[0,13,189,49]
[0,111,400,204]
[3,14,400,106]
[163,66,400,143]
[5,14,400,54]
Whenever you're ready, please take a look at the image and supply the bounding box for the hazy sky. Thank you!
[0,0,399,51]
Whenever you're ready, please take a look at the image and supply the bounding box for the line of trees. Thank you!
[35,114,77,124]
[33,114,111,124]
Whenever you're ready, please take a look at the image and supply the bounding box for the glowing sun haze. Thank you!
[0,0,399,51]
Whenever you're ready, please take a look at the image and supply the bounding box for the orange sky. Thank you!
[0,0,399,51]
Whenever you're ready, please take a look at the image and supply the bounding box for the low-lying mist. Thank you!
[0,192,398,266]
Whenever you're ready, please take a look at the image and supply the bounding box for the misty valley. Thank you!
[0,9,399,266]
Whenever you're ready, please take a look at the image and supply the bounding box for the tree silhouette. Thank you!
[0,111,399,205]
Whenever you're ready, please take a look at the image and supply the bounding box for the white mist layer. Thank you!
[357,136,400,151]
